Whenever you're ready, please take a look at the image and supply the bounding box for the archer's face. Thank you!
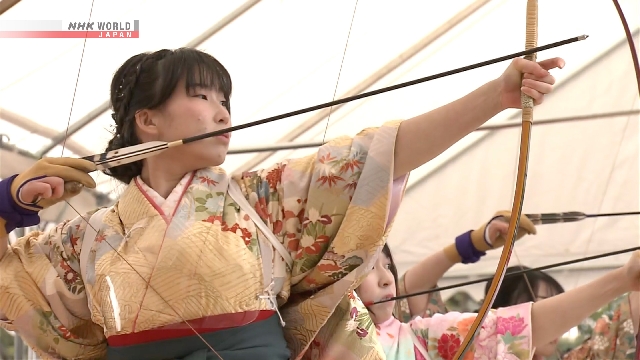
[356,253,397,324]
[143,78,231,172]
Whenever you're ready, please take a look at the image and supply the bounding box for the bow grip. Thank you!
[521,0,538,117]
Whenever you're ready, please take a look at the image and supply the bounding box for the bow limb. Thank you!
[612,0,640,96]
[611,0,640,354]
[452,2,538,358]
[561,0,639,320]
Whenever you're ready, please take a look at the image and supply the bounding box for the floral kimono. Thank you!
[308,291,533,360]
[0,120,409,360]
[562,293,636,360]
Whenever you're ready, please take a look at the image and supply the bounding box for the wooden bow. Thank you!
[453,0,639,357]
[452,1,538,358]
[35,1,637,358]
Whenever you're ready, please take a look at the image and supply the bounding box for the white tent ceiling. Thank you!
[0,0,639,300]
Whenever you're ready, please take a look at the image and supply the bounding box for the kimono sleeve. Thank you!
[235,120,407,358]
[236,120,407,291]
[561,293,636,360]
[0,210,107,359]
[409,302,533,360]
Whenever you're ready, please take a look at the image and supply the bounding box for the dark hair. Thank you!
[105,48,233,184]
[487,265,565,308]
[382,243,399,286]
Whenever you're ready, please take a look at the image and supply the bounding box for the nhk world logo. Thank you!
[0,19,139,38]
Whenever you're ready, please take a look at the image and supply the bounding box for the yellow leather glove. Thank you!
[443,210,537,263]
[11,157,97,211]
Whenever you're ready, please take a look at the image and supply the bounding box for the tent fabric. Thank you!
[0,0,639,300]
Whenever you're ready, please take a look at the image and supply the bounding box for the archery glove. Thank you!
[10,157,97,211]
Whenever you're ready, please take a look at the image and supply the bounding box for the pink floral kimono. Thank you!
[378,302,533,360]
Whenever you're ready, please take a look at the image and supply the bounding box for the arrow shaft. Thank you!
[79,36,586,171]
[524,211,640,225]
[371,245,640,305]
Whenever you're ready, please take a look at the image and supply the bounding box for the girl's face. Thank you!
[356,253,396,324]
[138,77,231,173]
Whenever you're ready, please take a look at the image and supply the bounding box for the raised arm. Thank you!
[400,211,536,318]
[393,57,565,178]
[531,258,640,350]
[404,252,640,359]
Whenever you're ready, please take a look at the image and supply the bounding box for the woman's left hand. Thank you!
[480,211,537,250]
[498,57,566,109]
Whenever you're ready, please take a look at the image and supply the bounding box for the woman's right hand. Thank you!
[9,157,97,211]
[0,157,95,234]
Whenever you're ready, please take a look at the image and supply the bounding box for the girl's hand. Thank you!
[19,176,75,205]
[498,57,565,109]
[10,157,96,211]
[473,211,537,251]
[486,220,510,245]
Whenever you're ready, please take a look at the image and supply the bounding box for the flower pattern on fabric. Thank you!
[436,333,462,360]
[374,302,533,360]
[562,293,636,360]
[0,121,407,360]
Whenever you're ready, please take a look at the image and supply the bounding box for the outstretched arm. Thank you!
[393,57,565,178]
[407,253,640,359]
[531,266,633,348]
[394,79,502,178]
[632,291,639,333]
[402,211,536,318]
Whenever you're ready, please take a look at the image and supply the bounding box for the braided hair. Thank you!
[105,48,232,184]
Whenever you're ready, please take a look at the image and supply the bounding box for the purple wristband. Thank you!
[455,230,486,264]
[0,175,41,234]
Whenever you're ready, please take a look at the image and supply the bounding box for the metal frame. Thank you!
[35,0,262,157]
[404,29,640,195]
[223,109,640,154]
[234,0,494,173]
[0,107,92,156]
[0,0,21,16]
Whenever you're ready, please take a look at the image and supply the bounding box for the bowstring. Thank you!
[562,98,636,354]
[570,97,635,289]
[482,217,558,358]
[55,2,222,358]
[320,0,359,143]
[374,245,640,303]
[59,1,94,158]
